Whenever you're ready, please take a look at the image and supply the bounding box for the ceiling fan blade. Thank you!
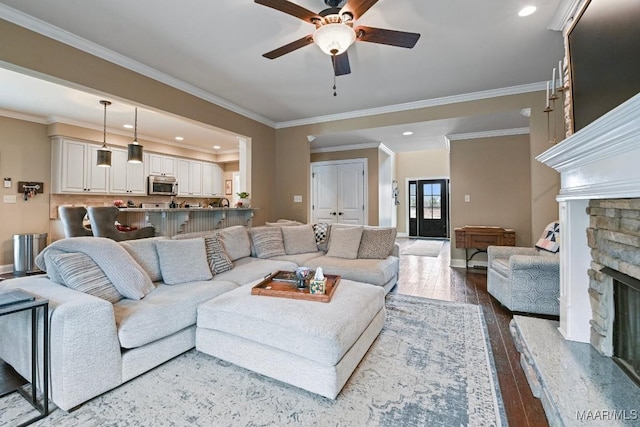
[340,0,379,21]
[262,35,314,59]
[255,0,321,23]
[332,51,351,76]
[355,26,421,48]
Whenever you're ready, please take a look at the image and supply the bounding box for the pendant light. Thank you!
[96,100,112,167]
[127,107,144,163]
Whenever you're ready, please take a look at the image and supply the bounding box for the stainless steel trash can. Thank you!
[13,233,48,275]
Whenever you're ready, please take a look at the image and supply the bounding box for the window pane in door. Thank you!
[433,195,441,219]
[409,183,417,219]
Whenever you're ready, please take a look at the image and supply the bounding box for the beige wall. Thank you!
[450,134,532,263]
[0,117,51,266]
[395,149,450,235]
[0,19,276,228]
[275,92,560,245]
[310,148,379,225]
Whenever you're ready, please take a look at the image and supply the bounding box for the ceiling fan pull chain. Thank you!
[332,53,338,96]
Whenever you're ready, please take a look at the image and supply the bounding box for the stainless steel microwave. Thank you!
[148,175,177,196]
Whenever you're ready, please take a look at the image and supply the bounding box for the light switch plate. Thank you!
[3,195,17,203]
[294,195,303,203]
[464,195,470,202]
[3,178,11,188]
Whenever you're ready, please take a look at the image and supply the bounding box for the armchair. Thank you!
[87,206,155,241]
[487,245,559,316]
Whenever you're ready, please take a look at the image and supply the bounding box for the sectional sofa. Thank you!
[0,223,399,411]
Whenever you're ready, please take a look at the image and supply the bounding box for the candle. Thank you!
[558,60,563,87]
[551,67,556,95]
[546,81,550,108]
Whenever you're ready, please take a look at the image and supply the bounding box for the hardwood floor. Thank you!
[392,238,549,427]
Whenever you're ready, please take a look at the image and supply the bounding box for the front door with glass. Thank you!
[408,179,449,238]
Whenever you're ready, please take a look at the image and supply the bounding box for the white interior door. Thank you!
[312,160,366,225]
[337,162,364,224]
[312,165,339,223]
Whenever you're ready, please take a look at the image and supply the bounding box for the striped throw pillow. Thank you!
[49,252,123,303]
[204,235,233,274]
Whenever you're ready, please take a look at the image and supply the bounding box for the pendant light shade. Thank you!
[127,107,144,163]
[97,100,112,167]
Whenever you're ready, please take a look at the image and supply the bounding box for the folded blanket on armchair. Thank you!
[35,236,154,299]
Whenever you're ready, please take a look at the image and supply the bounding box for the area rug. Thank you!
[1,295,506,426]
[401,239,444,257]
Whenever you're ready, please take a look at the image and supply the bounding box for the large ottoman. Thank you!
[196,279,385,399]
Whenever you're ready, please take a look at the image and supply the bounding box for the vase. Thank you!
[238,197,250,207]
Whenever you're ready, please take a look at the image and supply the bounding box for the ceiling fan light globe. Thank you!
[313,23,356,56]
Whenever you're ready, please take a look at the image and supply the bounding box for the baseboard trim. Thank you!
[450,259,488,269]
[0,264,13,274]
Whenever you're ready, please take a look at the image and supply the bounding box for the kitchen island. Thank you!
[118,207,256,237]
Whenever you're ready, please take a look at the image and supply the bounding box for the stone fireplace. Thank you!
[537,92,640,355]
[586,199,640,383]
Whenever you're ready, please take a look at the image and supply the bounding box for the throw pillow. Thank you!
[535,221,560,253]
[49,252,123,303]
[281,224,318,255]
[204,235,233,274]
[248,227,286,259]
[357,227,397,259]
[313,223,331,252]
[156,239,213,285]
[215,226,252,261]
[120,237,169,282]
[326,226,364,259]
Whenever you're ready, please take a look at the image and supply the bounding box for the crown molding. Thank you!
[548,0,585,32]
[447,127,530,141]
[277,82,546,129]
[310,142,379,154]
[0,4,276,129]
[0,109,48,124]
[378,143,395,156]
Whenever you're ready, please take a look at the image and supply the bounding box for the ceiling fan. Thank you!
[255,0,421,77]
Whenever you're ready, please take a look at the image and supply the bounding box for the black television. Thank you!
[567,0,640,132]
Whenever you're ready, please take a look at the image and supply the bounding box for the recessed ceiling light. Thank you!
[123,124,133,129]
[213,145,221,150]
[402,131,414,136]
[175,136,184,141]
[518,6,537,17]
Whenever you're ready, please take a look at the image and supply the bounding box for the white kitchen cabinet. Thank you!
[177,159,202,196]
[202,162,223,196]
[51,138,109,194]
[148,153,176,177]
[109,148,146,195]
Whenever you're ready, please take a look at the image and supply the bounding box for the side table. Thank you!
[454,226,516,269]
[0,291,49,426]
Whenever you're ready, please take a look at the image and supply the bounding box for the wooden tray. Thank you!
[251,271,341,303]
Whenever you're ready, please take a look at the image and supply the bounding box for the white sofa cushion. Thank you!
[213,257,298,285]
[197,280,384,365]
[216,225,252,261]
[120,236,169,282]
[114,280,238,349]
[281,224,318,255]
[326,226,363,259]
[305,255,399,287]
[156,239,213,285]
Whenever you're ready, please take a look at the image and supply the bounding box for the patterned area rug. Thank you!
[401,239,444,257]
[2,295,506,426]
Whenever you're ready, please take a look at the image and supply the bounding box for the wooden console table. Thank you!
[454,226,516,269]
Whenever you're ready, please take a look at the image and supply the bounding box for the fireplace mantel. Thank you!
[536,93,640,343]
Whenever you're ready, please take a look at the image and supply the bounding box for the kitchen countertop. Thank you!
[119,207,257,212]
